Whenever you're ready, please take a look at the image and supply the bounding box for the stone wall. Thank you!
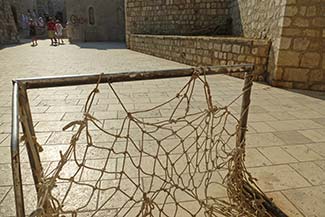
[66,0,125,42]
[126,0,232,43]
[48,0,65,21]
[130,34,270,79]
[0,0,19,44]
[273,0,325,90]
[230,0,286,82]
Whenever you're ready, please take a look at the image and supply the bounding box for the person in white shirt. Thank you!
[55,20,64,44]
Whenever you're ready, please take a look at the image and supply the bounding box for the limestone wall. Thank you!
[0,0,19,44]
[130,34,270,79]
[66,0,125,42]
[273,0,325,90]
[126,0,232,38]
[230,0,287,82]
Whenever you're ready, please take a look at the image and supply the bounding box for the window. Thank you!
[88,7,95,25]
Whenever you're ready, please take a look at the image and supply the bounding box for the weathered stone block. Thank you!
[271,80,293,89]
[280,37,292,50]
[285,6,298,16]
[273,67,284,81]
[277,51,300,66]
[232,45,240,54]
[282,28,302,36]
[293,17,309,27]
[238,55,246,62]
[222,44,231,52]
[299,6,307,16]
[309,69,323,82]
[202,56,212,65]
[258,47,269,56]
[213,43,221,51]
[283,67,309,82]
[293,38,310,51]
[306,6,316,17]
[303,29,321,38]
[312,18,325,27]
[301,52,321,68]
[246,56,255,63]
[283,17,292,27]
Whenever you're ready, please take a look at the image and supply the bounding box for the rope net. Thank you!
[32,68,270,217]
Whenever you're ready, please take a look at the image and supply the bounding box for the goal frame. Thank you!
[10,64,285,217]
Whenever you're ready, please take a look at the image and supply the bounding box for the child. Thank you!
[47,17,57,46]
[29,19,37,46]
[55,20,64,44]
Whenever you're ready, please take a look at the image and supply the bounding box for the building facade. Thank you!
[0,0,21,44]
[65,0,125,42]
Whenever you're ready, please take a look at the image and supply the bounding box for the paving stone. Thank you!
[288,110,324,119]
[34,121,75,132]
[46,105,83,113]
[283,145,323,161]
[61,112,84,121]
[248,113,277,122]
[0,185,37,216]
[273,131,313,144]
[0,123,13,134]
[290,162,325,185]
[245,148,272,167]
[21,144,70,163]
[312,118,325,127]
[246,133,285,148]
[314,161,325,170]
[306,142,325,158]
[0,147,11,164]
[258,147,298,164]
[299,129,325,143]
[249,165,311,192]
[32,113,65,122]
[266,192,304,217]
[249,122,277,133]
[0,187,10,204]
[0,134,9,147]
[283,186,325,217]
[267,120,323,131]
[1,41,325,216]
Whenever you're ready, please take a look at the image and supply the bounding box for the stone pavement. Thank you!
[1,40,325,216]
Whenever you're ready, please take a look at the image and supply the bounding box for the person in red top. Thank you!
[47,17,57,46]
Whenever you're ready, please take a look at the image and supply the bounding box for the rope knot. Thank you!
[140,193,155,216]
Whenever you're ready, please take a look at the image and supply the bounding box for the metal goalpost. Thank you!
[10,64,287,217]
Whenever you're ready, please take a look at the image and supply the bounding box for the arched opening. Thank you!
[88,7,95,25]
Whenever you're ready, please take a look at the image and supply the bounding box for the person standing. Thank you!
[47,17,57,46]
[29,19,37,46]
[55,20,64,44]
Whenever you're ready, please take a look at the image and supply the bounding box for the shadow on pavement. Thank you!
[0,39,31,50]
[289,89,325,100]
[72,41,127,50]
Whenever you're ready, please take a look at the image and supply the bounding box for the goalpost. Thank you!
[11,65,287,217]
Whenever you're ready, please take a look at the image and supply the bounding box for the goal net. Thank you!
[15,67,281,217]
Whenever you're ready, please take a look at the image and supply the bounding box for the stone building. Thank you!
[0,0,21,44]
[65,0,125,42]
[126,0,325,91]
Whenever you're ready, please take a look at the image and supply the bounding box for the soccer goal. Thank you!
[11,65,287,217]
